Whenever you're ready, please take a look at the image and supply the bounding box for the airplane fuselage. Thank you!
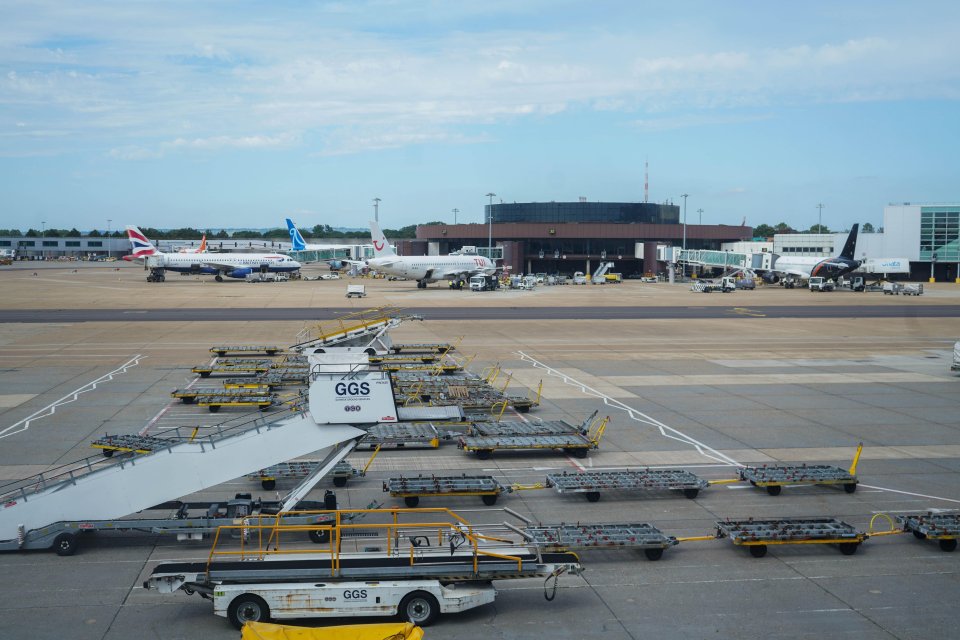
[772,256,861,280]
[367,255,496,281]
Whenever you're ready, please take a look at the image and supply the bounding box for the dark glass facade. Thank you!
[487,202,680,224]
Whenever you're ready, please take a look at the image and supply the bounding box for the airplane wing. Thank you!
[778,268,809,277]
[438,268,477,279]
[198,259,245,272]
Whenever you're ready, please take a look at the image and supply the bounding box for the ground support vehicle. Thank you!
[469,274,499,291]
[356,423,443,450]
[808,277,835,292]
[392,377,542,413]
[953,341,960,371]
[379,361,462,374]
[346,284,366,298]
[223,378,284,390]
[691,277,735,293]
[171,388,275,404]
[715,517,867,558]
[388,343,456,355]
[143,507,582,629]
[210,345,282,357]
[739,443,861,496]
[468,419,583,437]
[521,522,679,561]
[545,468,709,502]
[384,475,507,507]
[901,283,924,296]
[196,394,275,413]
[193,362,272,377]
[91,433,194,457]
[738,464,858,496]
[883,282,904,295]
[249,460,363,490]
[458,416,607,460]
[896,513,959,552]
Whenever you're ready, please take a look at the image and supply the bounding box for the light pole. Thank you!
[816,203,824,233]
[41,221,46,237]
[107,219,112,257]
[681,194,688,276]
[372,198,381,223]
[697,208,703,225]
[485,192,496,257]
[452,208,459,225]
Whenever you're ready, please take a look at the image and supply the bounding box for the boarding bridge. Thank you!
[677,249,775,272]
[0,371,398,545]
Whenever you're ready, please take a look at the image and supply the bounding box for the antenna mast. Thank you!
[644,159,649,203]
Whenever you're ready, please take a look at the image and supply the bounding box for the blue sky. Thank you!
[2,1,959,232]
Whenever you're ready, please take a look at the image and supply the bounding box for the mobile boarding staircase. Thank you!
[0,371,400,552]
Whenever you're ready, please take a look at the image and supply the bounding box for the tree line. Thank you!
[751,222,878,238]
[0,223,433,240]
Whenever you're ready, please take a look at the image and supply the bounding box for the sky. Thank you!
[2,1,959,233]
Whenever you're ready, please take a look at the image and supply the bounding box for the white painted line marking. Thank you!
[859,484,960,504]
[0,355,144,440]
[516,351,741,467]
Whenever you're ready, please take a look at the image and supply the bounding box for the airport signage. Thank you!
[309,373,398,424]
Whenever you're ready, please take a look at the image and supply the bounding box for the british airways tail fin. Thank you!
[124,226,160,260]
[839,223,859,260]
[285,218,307,251]
[370,221,396,257]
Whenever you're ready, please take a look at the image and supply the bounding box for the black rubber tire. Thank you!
[181,397,194,404]
[53,532,78,556]
[516,406,530,413]
[266,350,277,356]
[585,492,601,503]
[308,529,330,544]
[839,542,859,555]
[476,450,491,460]
[215,275,224,282]
[844,483,857,494]
[939,538,957,552]
[683,488,700,499]
[227,594,270,630]
[199,372,210,378]
[481,494,498,506]
[574,448,589,458]
[208,405,220,413]
[333,476,348,488]
[102,449,114,458]
[216,351,226,357]
[644,547,664,561]
[913,530,927,539]
[766,485,782,496]
[261,479,276,491]
[404,496,420,508]
[399,591,440,627]
[749,545,767,558]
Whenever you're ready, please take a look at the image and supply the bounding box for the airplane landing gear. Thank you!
[215,275,224,282]
[417,280,427,289]
[147,268,166,283]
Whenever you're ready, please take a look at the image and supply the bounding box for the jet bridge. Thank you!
[0,370,399,549]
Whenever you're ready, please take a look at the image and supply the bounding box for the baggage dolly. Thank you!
[210,345,282,357]
[715,517,868,557]
[383,474,507,507]
[546,468,709,502]
[738,443,861,496]
[521,522,679,561]
[896,512,959,552]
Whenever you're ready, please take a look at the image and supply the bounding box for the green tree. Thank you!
[808,224,830,233]
[88,229,102,237]
[25,228,39,237]
[862,222,875,233]
[66,228,82,237]
[774,222,796,234]
[753,224,775,238]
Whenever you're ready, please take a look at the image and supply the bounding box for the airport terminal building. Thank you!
[411,201,753,276]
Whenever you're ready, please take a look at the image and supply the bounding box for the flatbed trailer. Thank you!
[195,394,275,412]
[521,522,679,561]
[459,416,607,460]
[545,468,709,502]
[143,507,582,629]
[193,363,271,377]
[171,388,274,404]
[210,345,283,357]
[379,361,463,374]
[383,475,507,507]
[249,460,361,490]
[223,378,277,390]
[370,353,443,365]
[91,432,197,457]
[389,343,455,354]
[738,442,862,496]
[355,423,443,450]
[738,464,858,496]
[469,420,581,437]
[715,517,867,557]
[896,512,959,552]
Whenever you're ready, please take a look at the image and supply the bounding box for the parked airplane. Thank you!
[174,235,206,253]
[366,221,496,289]
[764,224,861,284]
[123,226,301,282]
[285,218,375,270]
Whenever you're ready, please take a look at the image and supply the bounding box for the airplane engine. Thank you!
[761,272,780,284]
[227,267,253,279]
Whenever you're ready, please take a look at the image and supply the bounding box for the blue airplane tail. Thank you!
[285,218,306,251]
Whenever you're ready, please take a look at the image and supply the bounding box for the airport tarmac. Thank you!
[0,263,958,640]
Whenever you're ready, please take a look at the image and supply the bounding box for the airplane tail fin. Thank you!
[195,235,207,253]
[839,223,859,260]
[286,218,307,251]
[370,221,396,257]
[125,226,159,259]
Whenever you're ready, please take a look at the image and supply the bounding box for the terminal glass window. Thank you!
[0,241,10,247]
[920,207,960,262]
[65,241,81,247]
[42,240,58,247]
[87,241,103,247]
